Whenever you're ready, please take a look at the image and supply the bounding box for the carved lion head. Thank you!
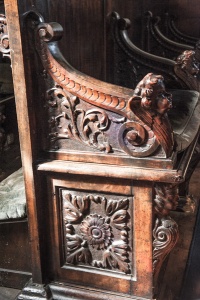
[131,73,172,115]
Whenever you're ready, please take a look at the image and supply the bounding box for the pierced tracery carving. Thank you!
[46,86,125,153]
[33,19,174,158]
[62,190,131,274]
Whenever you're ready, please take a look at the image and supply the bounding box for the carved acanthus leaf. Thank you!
[66,233,92,264]
[102,241,130,274]
[111,209,128,230]
[153,217,179,279]
[105,198,129,216]
[63,193,90,223]
[153,183,179,283]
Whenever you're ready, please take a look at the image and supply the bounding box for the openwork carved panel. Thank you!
[60,189,132,275]
[46,86,161,158]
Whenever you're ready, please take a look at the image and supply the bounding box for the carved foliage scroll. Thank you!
[46,87,124,153]
[61,189,131,275]
[153,183,179,282]
[46,86,161,157]
[153,216,178,277]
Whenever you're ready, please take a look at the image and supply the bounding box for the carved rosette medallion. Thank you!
[153,183,179,282]
[61,190,131,274]
[80,214,112,250]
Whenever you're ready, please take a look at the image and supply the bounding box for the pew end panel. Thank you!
[3,4,200,300]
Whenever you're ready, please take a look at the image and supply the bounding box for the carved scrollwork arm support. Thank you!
[32,15,174,158]
[153,183,179,284]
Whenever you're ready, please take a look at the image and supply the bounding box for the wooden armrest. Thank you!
[31,16,174,159]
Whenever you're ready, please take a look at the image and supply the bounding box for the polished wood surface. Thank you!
[0,220,31,289]
[2,1,200,299]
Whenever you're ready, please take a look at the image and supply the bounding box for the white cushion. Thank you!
[0,168,26,220]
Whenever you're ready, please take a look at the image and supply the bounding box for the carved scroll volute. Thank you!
[0,14,10,59]
[174,50,200,91]
[153,183,179,284]
[34,18,174,158]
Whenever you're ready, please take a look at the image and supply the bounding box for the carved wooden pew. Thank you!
[110,12,200,204]
[164,13,199,47]
[5,7,200,299]
[109,12,200,92]
[142,11,195,60]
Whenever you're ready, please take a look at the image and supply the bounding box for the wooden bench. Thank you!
[109,12,200,92]
[163,13,199,47]
[142,11,195,60]
[4,7,199,299]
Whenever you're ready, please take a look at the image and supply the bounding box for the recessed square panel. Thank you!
[60,188,133,276]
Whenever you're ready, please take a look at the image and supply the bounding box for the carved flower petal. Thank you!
[103,241,130,274]
[111,209,128,230]
[64,209,81,223]
[105,199,129,216]
[66,234,83,252]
